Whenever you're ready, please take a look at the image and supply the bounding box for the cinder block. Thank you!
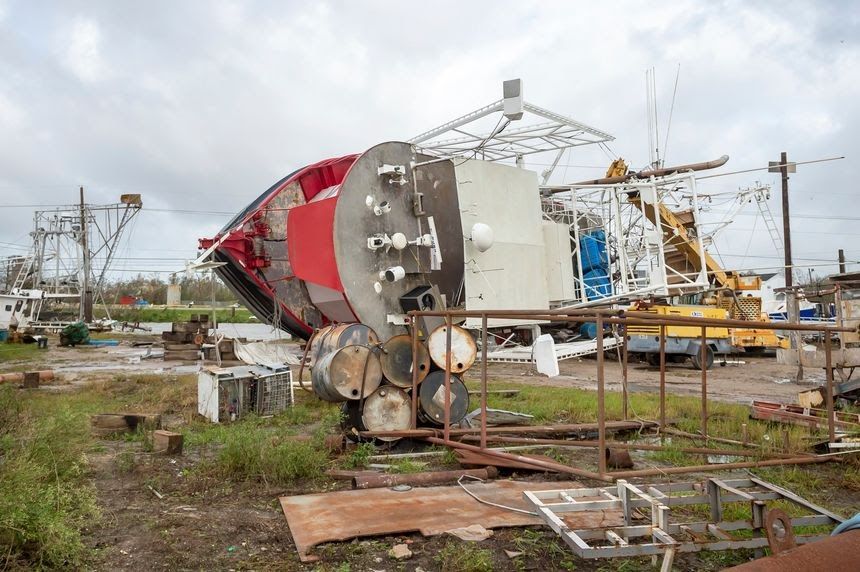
[153,430,183,454]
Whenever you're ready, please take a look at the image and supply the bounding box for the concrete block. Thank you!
[153,430,183,454]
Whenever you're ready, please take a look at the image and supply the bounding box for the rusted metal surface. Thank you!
[725,529,860,571]
[750,400,860,431]
[597,314,606,475]
[308,323,379,364]
[427,322,477,373]
[360,386,412,438]
[462,435,806,459]
[605,448,634,469]
[418,371,470,425]
[280,479,623,562]
[311,345,382,402]
[380,334,430,388]
[454,449,562,471]
[359,420,657,439]
[608,454,830,479]
[352,467,497,489]
[765,508,796,555]
[569,155,730,187]
[427,436,611,481]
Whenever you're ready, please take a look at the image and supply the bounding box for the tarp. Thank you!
[233,339,300,366]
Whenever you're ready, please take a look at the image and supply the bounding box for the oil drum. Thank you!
[308,323,379,364]
[418,370,469,425]
[311,344,382,402]
[379,334,431,388]
[340,385,411,442]
[427,323,477,373]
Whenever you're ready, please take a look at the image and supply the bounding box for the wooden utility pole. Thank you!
[774,152,802,380]
[838,249,846,274]
[79,186,93,323]
[780,152,793,289]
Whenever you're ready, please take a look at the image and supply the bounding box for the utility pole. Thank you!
[772,152,802,380]
[839,249,846,274]
[79,186,93,323]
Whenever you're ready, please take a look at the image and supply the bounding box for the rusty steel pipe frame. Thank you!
[700,325,708,439]
[608,454,832,479]
[402,309,840,480]
[358,420,656,439]
[424,436,614,482]
[351,466,498,489]
[459,435,808,460]
[408,307,856,333]
[567,155,731,188]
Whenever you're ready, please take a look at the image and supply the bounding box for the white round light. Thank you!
[391,233,408,250]
[470,223,494,253]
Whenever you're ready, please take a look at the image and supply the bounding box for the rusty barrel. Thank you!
[311,345,382,402]
[418,370,470,425]
[379,334,431,388]
[427,323,477,373]
[341,385,412,442]
[309,323,379,364]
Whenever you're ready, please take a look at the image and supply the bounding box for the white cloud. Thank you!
[61,16,106,82]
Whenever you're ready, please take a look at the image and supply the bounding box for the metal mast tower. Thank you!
[13,190,142,322]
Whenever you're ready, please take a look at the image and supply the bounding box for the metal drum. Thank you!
[308,323,379,364]
[418,370,470,425]
[379,334,431,388]
[311,345,382,402]
[427,323,477,373]
[340,385,412,442]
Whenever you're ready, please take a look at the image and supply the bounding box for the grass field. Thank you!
[94,306,257,324]
[1,359,857,569]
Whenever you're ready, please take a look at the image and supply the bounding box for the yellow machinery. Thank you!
[611,159,787,354]
[626,303,732,370]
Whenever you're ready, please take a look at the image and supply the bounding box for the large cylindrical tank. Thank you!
[418,371,470,425]
[340,385,412,442]
[427,324,477,373]
[311,345,382,402]
[308,323,379,364]
[379,334,431,388]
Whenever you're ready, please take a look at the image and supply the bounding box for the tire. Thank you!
[691,345,714,370]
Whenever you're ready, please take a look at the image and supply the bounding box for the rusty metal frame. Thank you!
[523,477,843,561]
[374,307,855,481]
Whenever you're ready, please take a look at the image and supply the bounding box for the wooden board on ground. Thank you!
[279,479,623,562]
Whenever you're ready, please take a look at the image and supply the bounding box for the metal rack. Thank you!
[524,476,843,568]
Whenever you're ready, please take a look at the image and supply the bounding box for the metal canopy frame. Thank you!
[409,100,614,162]
[540,172,710,307]
[524,476,843,566]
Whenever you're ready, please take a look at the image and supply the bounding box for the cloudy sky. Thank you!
[0,0,856,281]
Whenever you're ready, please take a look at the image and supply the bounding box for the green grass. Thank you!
[95,306,256,324]
[0,342,43,366]
[342,442,376,469]
[435,540,494,572]
[0,385,100,568]
[467,378,823,454]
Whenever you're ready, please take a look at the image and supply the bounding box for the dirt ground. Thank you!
[4,338,857,571]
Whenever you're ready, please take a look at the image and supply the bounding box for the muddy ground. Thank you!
[3,337,857,571]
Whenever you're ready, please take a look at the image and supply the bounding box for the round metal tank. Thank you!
[380,334,431,388]
[418,370,470,425]
[427,324,477,373]
[340,385,412,442]
[311,345,382,402]
[309,323,379,364]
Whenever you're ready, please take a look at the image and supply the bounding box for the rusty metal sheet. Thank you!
[280,479,622,562]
